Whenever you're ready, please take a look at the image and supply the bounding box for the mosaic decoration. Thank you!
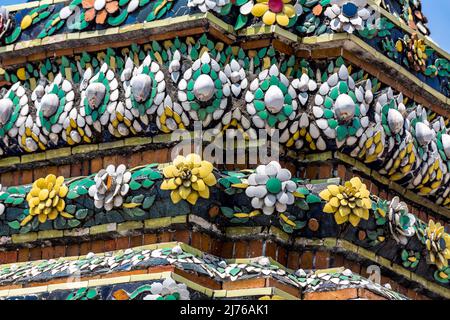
[381,0,430,35]
[424,220,450,270]
[319,177,372,227]
[0,35,449,208]
[0,244,407,300]
[0,157,445,286]
[0,0,447,97]
[88,164,132,211]
[111,277,190,300]
[178,52,230,126]
[21,174,71,226]
[160,153,216,205]
[324,0,374,34]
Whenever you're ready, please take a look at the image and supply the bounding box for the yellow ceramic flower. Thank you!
[21,174,72,225]
[259,295,285,300]
[251,0,296,27]
[319,177,372,227]
[425,220,450,270]
[160,154,216,205]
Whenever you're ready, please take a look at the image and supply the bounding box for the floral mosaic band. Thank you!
[0,0,447,97]
[0,156,447,294]
[0,242,407,300]
[0,34,448,211]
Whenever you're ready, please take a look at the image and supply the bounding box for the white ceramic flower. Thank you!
[388,196,416,245]
[325,0,372,33]
[143,277,190,300]
[187,0,230,13]
[245,161,297,215]
[88,164,131,211]
[224,59,248,97]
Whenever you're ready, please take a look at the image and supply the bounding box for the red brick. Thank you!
[191,233,202,249]
[305,165,318,179]
[17,248,30,262]
[234,241,248,258]
[266,278,300,298]
[1,172,14,186]
[200,233,210,252]
[6,250,19,264]
[158,232,172,243]
[29,247,41,261]
[20,170,34,184]
[277,246,287,265]
[130,235,143,248]
[90,158,103,174]
[173,230,190,244]
[102,155,118,167]
[11,171,20,186]
[358,288,386,300]
[300,251,314,269]
[57,165,71,178]
[173,268,221,290]
[41,247,54,260]
[46,166,58,177]
[304,288,358,300]
[315,251,329,269]
[332,253,344,268]
[116,237,129,250]
[319,164,333,179]
[91,240,105,253]
[265,241,277,260]
[70,162,82,177]
[248,240,263,257]
[104,239,116,252]
[143,234,157,245]
[79,242,91,255]
[128,152,142,168]
[287,251,300,270]
[0,252,6,264]
[223,278,266,290]
[221,241,234,258]
[66,244,79,257]
[81,160,91,176]
[210,238,222,256]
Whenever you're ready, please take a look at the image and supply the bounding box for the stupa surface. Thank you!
[0,0,448,300]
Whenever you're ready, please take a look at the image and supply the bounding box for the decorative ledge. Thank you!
[0,156,447,295]
[0,242,407,300]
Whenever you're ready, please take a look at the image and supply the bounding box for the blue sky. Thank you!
[1,0,450,51]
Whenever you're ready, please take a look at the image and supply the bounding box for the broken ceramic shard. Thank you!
[130,74,152,103]
[264,86,285,113]
[193,74,216,102]
[0,98,13,125]
[387,108,404,134]
[334,94,355,122]
[40,93,60,118]
[85,82,106,109]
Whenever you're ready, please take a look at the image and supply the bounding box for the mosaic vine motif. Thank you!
[0,35,450,208]
[0,0,448,96]
[0,155,446,286]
